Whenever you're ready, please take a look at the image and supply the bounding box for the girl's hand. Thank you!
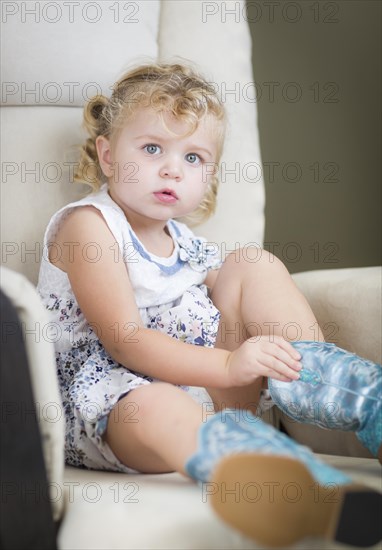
[225,336,302,387]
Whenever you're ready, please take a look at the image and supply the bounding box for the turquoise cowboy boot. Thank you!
[268,341,382,461]
[185,409,381,547]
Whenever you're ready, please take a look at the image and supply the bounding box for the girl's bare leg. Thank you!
[207,248,325,412]
[104,382,204,474]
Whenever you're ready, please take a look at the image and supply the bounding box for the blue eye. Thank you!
[144,144,161,155]
[186,153,201,165]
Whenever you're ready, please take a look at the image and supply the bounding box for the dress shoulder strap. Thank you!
[43,185,129,252]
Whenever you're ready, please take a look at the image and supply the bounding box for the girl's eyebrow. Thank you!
[134,134,165,141]
[187,145,214,158]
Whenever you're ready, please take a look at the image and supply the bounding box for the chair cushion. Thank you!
[58,456,382,549]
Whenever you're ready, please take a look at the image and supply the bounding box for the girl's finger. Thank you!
[263,342,302,370]
[260,356,301,380]
[278,349,302,370]
[270,374,294,382]
[273,335,301,360]
[262,370,294,383]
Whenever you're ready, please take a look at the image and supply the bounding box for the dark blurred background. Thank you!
[248,0,381,273]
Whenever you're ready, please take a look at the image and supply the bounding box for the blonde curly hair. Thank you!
[74,63,226,225]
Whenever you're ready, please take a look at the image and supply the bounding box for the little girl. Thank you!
[37,63,381,547]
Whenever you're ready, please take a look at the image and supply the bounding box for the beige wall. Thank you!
[248,0,381,273]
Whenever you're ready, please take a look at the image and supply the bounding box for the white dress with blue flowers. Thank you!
[37,184,222,472]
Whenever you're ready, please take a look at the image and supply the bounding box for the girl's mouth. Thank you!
[153,189,179,204]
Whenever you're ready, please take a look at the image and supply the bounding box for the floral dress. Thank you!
[37,185,222,472]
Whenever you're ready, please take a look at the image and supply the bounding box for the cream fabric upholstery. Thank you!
[1,107,88,284]
[58,456,381,550]
[2,1,160,106]
[292,267,382,364]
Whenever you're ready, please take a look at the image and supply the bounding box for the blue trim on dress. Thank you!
[169,220,182,237]
[128,229,185,275]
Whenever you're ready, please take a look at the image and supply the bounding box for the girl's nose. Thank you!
[159,158,183,181]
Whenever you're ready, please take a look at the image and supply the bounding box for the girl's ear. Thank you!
[96,136,113,178]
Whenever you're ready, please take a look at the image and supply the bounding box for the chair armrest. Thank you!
[0,266,65,521]
[277,266,381,457]
[292,266,382,363]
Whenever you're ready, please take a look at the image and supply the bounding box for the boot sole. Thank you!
[209,454,382,548]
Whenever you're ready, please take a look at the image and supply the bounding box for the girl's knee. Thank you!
[223,247,286,275]
[107,383,180,440]
[126,382,191,421]
[128,381,177,408]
